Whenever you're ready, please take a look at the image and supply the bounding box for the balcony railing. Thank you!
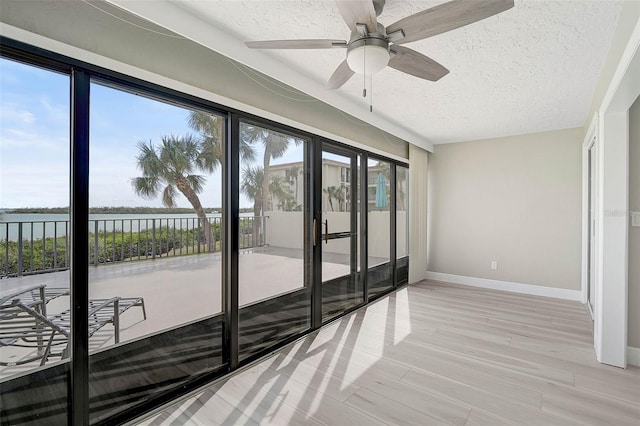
[0,216,268,278]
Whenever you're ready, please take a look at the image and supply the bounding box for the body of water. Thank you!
[0,213,250,242]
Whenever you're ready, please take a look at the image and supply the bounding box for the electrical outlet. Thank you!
[491,261,498,270]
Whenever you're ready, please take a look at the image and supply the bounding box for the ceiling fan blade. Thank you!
[387,0,514,45]
[246,39,347,49]
[335,0,378,33]
[388,46,449,81]
[327,60,355,89]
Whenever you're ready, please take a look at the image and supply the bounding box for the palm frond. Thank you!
[188,111,219,138]
[162,184,177,208]
[196,137,222,173]
[131,176,160,198]
[240,165,263,201]
[136,141,166,177]
[240,139,257,163]
[185,174,206,194]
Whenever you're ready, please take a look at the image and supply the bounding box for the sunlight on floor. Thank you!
[394,288,411,345]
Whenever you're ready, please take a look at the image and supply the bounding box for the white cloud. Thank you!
[40,96,68,123]
[1,104,36,125]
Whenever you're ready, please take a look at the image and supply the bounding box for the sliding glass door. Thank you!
[86,81,226,421]
[237,121,311,361]
[0,56,71,425]
[367,158,393,299]
[320,145,363,321]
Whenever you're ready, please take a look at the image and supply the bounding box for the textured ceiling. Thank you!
[110,0,623,145]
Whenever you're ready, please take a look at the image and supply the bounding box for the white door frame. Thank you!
[581,122,598,319]
[590,19,640,367]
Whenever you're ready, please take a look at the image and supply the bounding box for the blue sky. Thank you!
[1,57,304,209]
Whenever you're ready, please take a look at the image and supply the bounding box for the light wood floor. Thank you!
[137,280,640,425]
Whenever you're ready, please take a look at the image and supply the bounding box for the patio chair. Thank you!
[49,296,147,344]
[1,291,146,366]
[0,284,69,316]
[0,299,70,366]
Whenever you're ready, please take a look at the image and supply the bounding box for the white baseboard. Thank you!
[627,346,640,367]
[425,272,582,301]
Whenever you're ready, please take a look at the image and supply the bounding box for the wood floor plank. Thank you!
[138,281,639,425]
[401,368,581,426]
[139,389,258,426]
[345,387,450,426]
[353,370,472,425]
[392,344,544,408]
[286,335,412,379]
[214,376,325,425]
[541,382,640,425]
[233,367,384,426]
[403,331,576,385]
[259,353,361,402]
[573,370,640,405]
[463,409,514,426]
[270,337,472,425]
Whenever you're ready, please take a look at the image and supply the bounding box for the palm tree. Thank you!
[241,166,296,245]
[396,167,407,211]
[188,111,256,163]
[323,185,341,211]
[240,124,302,216]
[288,165,301,205]
[335,184,347,211]
[131,135,216,251]
[240,165,264,245]
[270,174,297,211]
[240,165,264,217]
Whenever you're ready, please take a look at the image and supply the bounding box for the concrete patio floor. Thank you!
[1,247,384,379]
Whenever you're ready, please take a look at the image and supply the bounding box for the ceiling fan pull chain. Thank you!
[370,75,373,112]
[363,43,367,98]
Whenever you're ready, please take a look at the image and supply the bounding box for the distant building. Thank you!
[267,159,395,212]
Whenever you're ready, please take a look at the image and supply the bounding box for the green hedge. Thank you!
[0,223,223,277]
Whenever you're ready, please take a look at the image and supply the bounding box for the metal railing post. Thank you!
[53,222,58,270]
[3,224,8,276]
[263,216,268,246]
[94,221,99,266]
[17,222,23,276]
[197,218,201,254]
[212,218,217,253]
[152,219,156,260]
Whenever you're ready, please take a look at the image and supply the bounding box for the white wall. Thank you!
[265,210,404,260]
[629,96,640,348]
[409,145,429,283]
[428,128,583,292]
[265,212,304,250]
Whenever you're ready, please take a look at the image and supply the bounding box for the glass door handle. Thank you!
[324,220,329,244]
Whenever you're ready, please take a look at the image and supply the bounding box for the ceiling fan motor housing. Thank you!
[346,24,390,75]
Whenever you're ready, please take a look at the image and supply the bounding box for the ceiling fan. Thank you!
[245,0,514,89]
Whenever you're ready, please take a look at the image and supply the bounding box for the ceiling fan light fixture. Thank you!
[347,43,390,75]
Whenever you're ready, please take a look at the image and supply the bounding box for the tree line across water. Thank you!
[3,207,261,214]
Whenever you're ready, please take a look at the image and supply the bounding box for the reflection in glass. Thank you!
[87,82,224,420]
[0,58,70,424]
[238,122,309,361]
[321,150,363,321]
[368,159,392,299]
[396,165,409,284]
